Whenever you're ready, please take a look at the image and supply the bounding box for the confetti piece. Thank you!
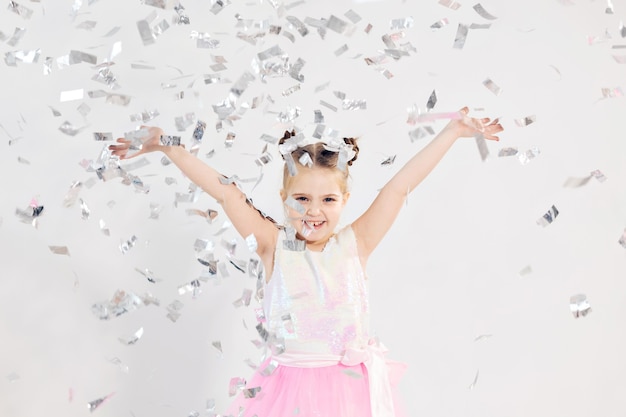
[619,229,626,249]
[498,147,518,157]
[426,90,437,111]
[92,289,144,320]
[590,169,607,182]
[482,78,502,95]
[475,134,489,161]
[518,147,540,165]
[334,44,348,56]
[612,55,626,63]
[233,289,253,308]
[79,198,90,220]
[49,245,71,256]
[135,267,159,283]
[119,235,138,254]
[166,300,184,322]
[6,372,20,382]
[87,392,115,412]
[474,334,492,341]
[390,17,414,30]
[345,9,361,24]
[601,87,623,98]
[537,205,558,227]
[431,18,449,30]
[563,175,592,188]
[8,1,33,19]
[409,126,435,142]
[519,265,533,277]
[570,294,591,318]
[59,121,84,136]
[606,0,614,13]
[381,155,396,166]
[439,0,462,10]
[118,327,144,345]
[514,115,536,127]
[453,23,469,49]
[468,369,479,389]
[212,341,222,353]
[473,3,498,20]
[228,377,247,396]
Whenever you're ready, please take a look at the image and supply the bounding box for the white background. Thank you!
[1,0,625,416]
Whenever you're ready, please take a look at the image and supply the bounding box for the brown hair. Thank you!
[278,130,359,193]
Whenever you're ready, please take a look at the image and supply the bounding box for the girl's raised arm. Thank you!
[110,126,279,257]
[351,107,503,262]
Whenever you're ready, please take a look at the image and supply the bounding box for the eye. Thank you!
[295,196,308,202]
[324,197,336,203]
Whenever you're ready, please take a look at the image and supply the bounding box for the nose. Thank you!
[307,202,321,216]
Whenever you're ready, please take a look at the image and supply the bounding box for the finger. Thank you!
[459,106,469,115]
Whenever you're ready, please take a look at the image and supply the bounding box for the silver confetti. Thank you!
[246,234,258,253]
[91,290,144,320]
[286,16,308,36]
[431,18,449,30]
[483,78,502,95]
[119,235,138,254]
[79,198,90,220]
[59,121,84,136]
[570,294,591,318]
[334,44,348,56]
[439,0,462,10]
[87,392,114,412]
[166,300,184,322]
[284,196,305,215]
[7,27,26,47]
[475,134,489,161]
[518,147,540,165]
[519,265,533,277]
[619,229,626,249]
[390,17,414,30]
[210,0,231,15]
[118,327,144,345]
[601,87,624,98]
[468,369,479,389]
[426,90,437,111]
[514,115,536,127]
[228,377,246,396]
[563,175,592,188]
[8,1,33,19]
[381,155,396,166]
[473,3,498,20]
[453,23,469,49]
[590,169,607,182]
[537,205,559,227]
[49,246,70,256]
[99,219,110,236]
[498,147,518,157]
[243,387,262,399]
[63,181,83,207]
[233,289,253,308]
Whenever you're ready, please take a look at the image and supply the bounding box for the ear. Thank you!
[280,189,287,201]
[342,192,350,205]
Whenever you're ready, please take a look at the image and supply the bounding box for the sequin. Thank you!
[263,226,369,356]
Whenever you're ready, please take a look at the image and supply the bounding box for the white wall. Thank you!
[1,0,625,416]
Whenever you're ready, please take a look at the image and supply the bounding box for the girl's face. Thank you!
[281,167,349,248]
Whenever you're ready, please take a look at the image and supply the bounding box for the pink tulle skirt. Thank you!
[225,359,406,417]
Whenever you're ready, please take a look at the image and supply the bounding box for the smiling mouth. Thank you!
[302,220,326,231]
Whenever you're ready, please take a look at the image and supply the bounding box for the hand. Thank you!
[448,107,503,141]
[108,126,166,159]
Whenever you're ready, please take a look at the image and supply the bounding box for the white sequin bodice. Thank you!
[263,225,370,356]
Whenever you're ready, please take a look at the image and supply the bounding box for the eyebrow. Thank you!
[291,192,341,197]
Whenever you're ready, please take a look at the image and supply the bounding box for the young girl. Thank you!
[110,107,502,417]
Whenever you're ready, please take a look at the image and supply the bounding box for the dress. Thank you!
[225,224,406,417]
